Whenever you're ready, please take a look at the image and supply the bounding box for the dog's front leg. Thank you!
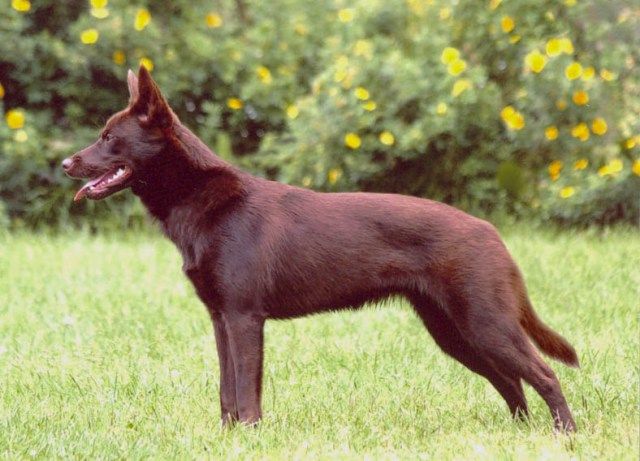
[223,312,265,425]
[211,313,239,426]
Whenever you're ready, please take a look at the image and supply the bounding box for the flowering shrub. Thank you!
[1,0,638,227]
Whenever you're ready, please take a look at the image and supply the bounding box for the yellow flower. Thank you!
[489,0,502,10]
[256,66,272,84]
[573,158,589,170]
[327,168,342,185]
[572,90,589,106]
[439,7,451,20]
[447,59,467,76]
[294,23,308,36]
[501,105,514,119]
[559,186,575,198]
[556,99,567,110]
[112,50,126,66]
[545,126,559,140]
[334,68,347,83]
[362,100,377,111]
[286,104,299,119]
[379,131,395,146]
[406,0,426,15]
[559,37,574,54]
[545,38,562,57]
[91,7,109,18]
[525,50,547,73]
[336,55,349,68]
[441,47,459,65]
[609,159,623,173]
[564,0,576,6]
[547,37,573,56]
[90,0,107,7]
[344,132,361,149]
[6,109,25,129]
[354,40,373,59]
[600,69,616,81]
[338,8,355,23]
[500,105,525,130]
[598,159,623,176]
[625,137,637,150]
[565,62,582,80]
[452,79,472,97]
[0,83,4,99]
[571,123,589,141]
[80,29,99,45]
[501,16,515,33]
[591,117,607,136]
[134,8,151,31]
[548,160,563,180]
[11,0,31,12]
[632,160,640,176]
[139,57,154,71]
[14,129,28,143]
[581,66,595,81]
[436,102,448,115]
[227,98,243,110]
[509,34,521,44]
[354,87,370,100]
[206,12,223,28]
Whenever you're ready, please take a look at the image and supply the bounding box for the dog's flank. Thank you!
[62,66,578,432]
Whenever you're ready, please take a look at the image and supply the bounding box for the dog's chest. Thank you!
[161,208,224,308]
[162,207,209,270]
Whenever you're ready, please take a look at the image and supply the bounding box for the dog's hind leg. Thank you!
[411,296,529,419]
[450,296,576,432]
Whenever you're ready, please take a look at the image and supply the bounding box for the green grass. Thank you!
[0,226,637,459]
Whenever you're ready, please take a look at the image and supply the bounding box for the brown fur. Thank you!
[62,67,578,432]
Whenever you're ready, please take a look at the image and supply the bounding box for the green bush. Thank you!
[1,0,638,228]
[541,158,640,226]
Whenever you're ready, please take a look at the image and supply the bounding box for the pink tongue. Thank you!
[73,174,108,202]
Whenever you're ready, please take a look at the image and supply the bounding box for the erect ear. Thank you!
[130,65,174,128]
[127,69,139,104]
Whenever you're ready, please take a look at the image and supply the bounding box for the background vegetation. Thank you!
[1,3,637,458]
[1,0,638,228]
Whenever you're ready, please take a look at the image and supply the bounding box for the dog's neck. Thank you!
[131,124,245,222]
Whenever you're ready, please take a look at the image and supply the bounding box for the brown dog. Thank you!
[62,67,578,431]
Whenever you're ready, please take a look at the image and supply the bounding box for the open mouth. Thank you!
[74,165,133,202]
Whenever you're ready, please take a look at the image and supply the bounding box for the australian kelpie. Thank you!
[62,67,578,431]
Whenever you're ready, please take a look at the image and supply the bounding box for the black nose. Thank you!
[62,157,73,171]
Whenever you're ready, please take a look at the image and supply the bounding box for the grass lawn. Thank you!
[0,225,637,459]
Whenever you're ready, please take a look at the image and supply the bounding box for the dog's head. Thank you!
[62,66,177,201]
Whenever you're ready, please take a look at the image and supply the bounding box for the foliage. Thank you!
[1,0,638,228]
[541,158,639,226]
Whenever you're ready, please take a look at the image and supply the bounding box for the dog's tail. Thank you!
[520,298,579,368]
